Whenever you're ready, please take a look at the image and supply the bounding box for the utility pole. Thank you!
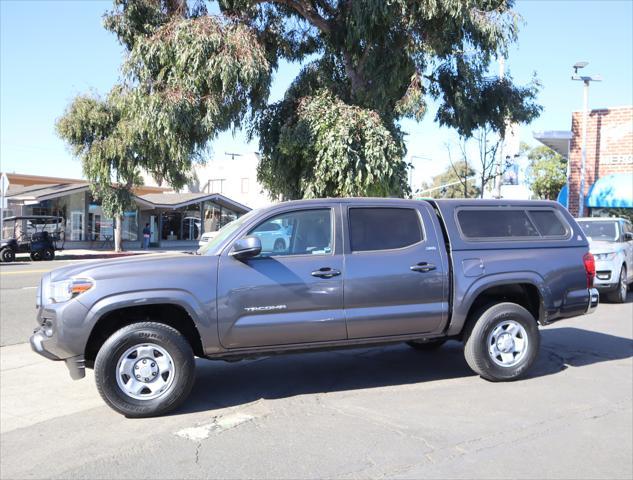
[572,62,601,217]
[494,57,505,199]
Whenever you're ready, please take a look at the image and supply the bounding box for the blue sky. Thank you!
[1,0,632,182]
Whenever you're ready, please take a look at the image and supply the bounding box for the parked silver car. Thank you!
[577,217,633,303]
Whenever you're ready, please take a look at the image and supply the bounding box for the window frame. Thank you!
[454,207,572,242]
[347,206,426,254]
[245,207,336,259]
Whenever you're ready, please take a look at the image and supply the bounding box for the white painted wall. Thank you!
[143,152,277,210]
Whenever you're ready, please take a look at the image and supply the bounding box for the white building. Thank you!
[144,152,275,210]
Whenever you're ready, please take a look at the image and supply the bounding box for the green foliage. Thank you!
[257,90,408,199]
[60,0,542,206]
[524,143,567,200]
[419,160,479,199]
[55,92,139,219]
[57,5,270,218]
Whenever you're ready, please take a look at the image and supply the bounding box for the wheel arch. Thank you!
[82,292,212,366]
[448,273,548,337]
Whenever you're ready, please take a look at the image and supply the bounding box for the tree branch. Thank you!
[266,0,332,33]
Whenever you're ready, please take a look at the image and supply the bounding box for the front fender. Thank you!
[447,271,550,336]
[80,289,219,355]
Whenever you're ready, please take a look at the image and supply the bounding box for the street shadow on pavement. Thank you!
[532,326,633,377]
[174,327,633,416]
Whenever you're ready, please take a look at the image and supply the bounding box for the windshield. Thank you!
[2,220,15,239]
[197,209,259,255]
[577,220,619,242]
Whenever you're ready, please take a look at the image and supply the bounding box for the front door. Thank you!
[343,204,448,339]
[217,206,346,349]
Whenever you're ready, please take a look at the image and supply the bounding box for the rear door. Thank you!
[217,205,347,349]
[343,202,448,339]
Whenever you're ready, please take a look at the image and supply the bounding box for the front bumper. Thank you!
[586,288,600,314]
[30,328,61,361]
[593,259,621,291]
[30,327,86,380]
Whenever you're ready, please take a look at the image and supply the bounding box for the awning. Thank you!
[586,173,633,208]
[557,183,568,208]
[134,192,251,213]
[532,130,572,159]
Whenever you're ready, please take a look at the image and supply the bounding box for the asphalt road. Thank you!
[0,260,80,346]
[1,260,632,479]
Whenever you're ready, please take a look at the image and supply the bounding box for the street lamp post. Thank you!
[407,155,433,195]
[572,62,601,217]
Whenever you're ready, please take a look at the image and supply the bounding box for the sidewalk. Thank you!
[14,245,197,262]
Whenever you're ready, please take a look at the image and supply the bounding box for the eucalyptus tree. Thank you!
[59,0,541,218]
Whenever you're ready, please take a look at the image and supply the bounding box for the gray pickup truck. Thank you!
[31,198,599,417]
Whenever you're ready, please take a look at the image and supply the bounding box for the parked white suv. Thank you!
[577,217,633,302]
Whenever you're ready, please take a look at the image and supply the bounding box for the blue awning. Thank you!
[586,173,633,208]
[557,183,568,208]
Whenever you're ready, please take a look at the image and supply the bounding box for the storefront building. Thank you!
[534,105,633,220]
[3,174,250,249]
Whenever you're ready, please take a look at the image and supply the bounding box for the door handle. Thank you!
[311,267,341,278]
[410,262,436,272]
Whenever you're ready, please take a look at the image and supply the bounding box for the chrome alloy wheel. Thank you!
[487,320,529,368]
[116,343,175,400]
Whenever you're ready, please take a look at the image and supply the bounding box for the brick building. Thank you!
[534,105,633,219]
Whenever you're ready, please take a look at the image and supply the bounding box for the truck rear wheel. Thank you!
[94,322,196,418]
[463,303,540,382]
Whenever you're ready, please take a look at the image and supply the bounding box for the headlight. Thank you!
[48,278,94,303]
[594,252,616,261]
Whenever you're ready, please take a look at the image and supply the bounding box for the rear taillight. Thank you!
[583,252,595,288]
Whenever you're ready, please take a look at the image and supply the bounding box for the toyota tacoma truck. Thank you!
[30,198,599,417]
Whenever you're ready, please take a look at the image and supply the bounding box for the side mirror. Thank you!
[229,236,262,260]
[624,232,633,241]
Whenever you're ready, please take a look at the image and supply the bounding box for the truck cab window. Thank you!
[349,208,423,252]
[248,209,332,257]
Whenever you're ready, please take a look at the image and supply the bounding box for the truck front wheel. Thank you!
[94,322,196,417]
[463,303,540,382]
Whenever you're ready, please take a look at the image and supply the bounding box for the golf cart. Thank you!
[0,215,64,263]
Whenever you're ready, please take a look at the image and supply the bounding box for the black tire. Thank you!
[1,248,15,263]
[273,239,286,251]
[407,339,447,351]
[94,322,196,418]
[42,248,55,261]
[606,266,627,303]
[30,250,42,261]
[463,302,540,382]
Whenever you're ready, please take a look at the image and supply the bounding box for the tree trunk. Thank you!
[114,214,123,252]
